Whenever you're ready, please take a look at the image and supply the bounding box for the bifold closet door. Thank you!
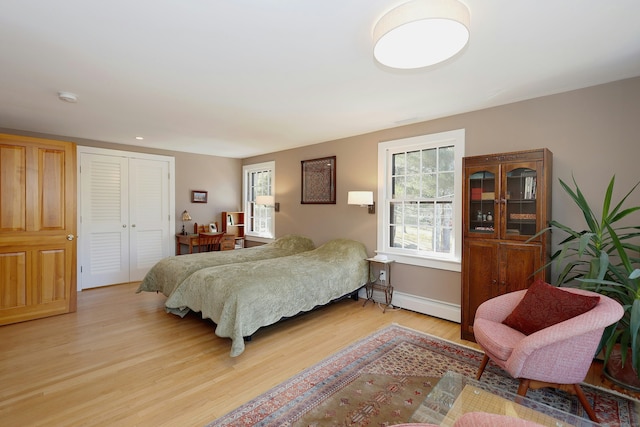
[128,158,170,281]
[80,153,130,288]
[79,153,171,288]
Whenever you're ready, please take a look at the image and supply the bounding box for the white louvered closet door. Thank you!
[128,158,170,281]
[79,151,172,289]
[80,153,130,288]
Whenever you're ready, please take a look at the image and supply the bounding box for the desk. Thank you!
[175,233,224,255]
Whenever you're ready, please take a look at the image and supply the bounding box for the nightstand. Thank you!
[363,257,394,313]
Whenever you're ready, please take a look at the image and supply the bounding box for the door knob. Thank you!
[66,234,75,241]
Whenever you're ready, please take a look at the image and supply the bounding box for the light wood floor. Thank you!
[0,282,616,427]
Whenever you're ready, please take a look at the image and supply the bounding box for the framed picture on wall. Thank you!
[301,156,336,204]
[191,190,208,203]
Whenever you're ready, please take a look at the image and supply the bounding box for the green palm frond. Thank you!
[536,175,640,377]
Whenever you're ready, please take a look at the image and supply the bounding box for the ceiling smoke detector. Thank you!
[57,91,78,103]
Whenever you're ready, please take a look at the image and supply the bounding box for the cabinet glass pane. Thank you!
[469,170,495,233]
[505,167,537,236]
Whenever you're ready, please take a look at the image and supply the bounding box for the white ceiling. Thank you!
[2,1,640,158]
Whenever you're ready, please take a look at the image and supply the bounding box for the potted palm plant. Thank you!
[535,175,640,390]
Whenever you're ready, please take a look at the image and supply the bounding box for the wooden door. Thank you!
[499,242,544,293]
[0,134,76,325]
[461,239,498,341]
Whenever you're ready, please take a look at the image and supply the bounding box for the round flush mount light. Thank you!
[373,0,470,69]
[57,91,78,103]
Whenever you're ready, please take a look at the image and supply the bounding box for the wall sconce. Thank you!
[255,195,280,212]
[348,191,375,214]
[181,210,192,235]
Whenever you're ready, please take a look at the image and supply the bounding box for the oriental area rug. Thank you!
[209,324,639,427]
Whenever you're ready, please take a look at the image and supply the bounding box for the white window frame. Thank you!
[243,161,275,241]
[377,129,464,272]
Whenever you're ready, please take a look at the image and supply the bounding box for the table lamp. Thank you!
[181,210,192,235]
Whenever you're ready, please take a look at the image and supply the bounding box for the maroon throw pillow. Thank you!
[502,279,600,335]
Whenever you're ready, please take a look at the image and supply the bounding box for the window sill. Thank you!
[245,235,275,244]
[375,251,461,272]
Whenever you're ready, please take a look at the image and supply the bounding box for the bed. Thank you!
[164,238,369,356]
[136,234,315,297]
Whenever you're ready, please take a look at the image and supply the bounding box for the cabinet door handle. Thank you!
[122,224,127,228]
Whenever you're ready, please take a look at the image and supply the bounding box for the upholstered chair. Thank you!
[473,284,624,422]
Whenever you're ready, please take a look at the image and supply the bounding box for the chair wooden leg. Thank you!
[517,378,530,396]
[573,384,599,423]
[517,380,599,423]
[476,354,489,380]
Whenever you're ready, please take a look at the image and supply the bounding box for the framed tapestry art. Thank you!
[301,156,336,204]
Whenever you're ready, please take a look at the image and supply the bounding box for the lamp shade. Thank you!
[181,210,192,221]
[255,195,275,206]
[348,191,374,206]
[373,0,470,69]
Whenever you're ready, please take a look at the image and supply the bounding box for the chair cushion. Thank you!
[474,318,525,361]
[502,279,600,335]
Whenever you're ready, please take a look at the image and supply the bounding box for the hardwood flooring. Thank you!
[0,282,626,426]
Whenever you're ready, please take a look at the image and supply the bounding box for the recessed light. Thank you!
[135,136,144,140]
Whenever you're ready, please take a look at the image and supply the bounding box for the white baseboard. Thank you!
[359,288,461,323]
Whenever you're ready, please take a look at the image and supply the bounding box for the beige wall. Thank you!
[4,76,639,308]
[0,129,243,235]
[244,76,640,307]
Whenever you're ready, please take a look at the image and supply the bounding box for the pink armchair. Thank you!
[473,287,623,422]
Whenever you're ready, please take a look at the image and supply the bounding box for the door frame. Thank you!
[76,146,175,291]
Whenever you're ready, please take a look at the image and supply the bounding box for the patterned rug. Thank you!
[209,324,639,426]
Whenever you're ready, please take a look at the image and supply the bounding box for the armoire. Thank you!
[461,148,552,341]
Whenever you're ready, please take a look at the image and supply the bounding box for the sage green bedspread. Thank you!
[164,239,369,357]
[136,235,315,297]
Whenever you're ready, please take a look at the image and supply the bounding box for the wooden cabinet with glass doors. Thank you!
[461,148,552,341]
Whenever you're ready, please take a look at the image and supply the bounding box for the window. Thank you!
[243,161,275,240]
[377,129,464,271]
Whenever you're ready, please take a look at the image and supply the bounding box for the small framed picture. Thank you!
[209,223,217,233]
[191,190,208,203]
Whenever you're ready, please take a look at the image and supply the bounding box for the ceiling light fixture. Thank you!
[373,0,470,69]
[57,91,78,103]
